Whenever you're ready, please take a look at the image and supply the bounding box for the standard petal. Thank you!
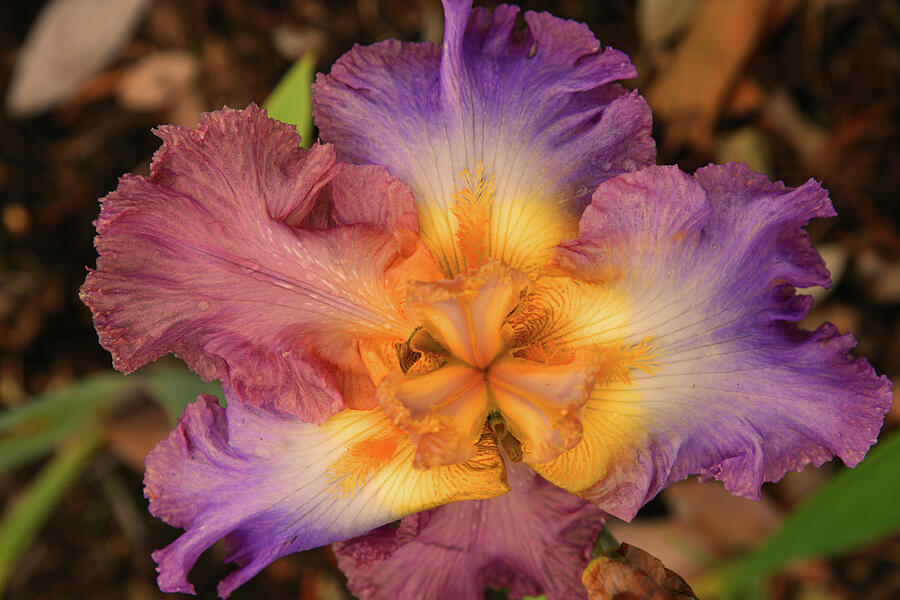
[534,164,892,519]
[81,105,440,422]
[313,0,654,275]
[145,394,508,598]
[335,461,605,600]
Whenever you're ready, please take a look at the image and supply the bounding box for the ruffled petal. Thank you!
[330,163,420,234]
[145,394,508,598]
[81,105,440,422]
[335,461,605,600]
[533,164,892,519]
[313,0,654,275]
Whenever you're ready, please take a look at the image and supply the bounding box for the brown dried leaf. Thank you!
[606,519,707,581]
[583,543,698,600]
[887,384,900,426]
[801,303,861,337]
[6,0,152,116]
[272,25,328,60]
[715,126,773,175]
[0,358,26,407]
[646,0,772,151]
[726,77,765,117]
[796,244,848,304]
[115,50,198,112]
[762,89,829,165]
[867,261,900,304]
[637,0,701,49]
[774,467,829,509]
[2,203,31,237]
[145,1,187,47]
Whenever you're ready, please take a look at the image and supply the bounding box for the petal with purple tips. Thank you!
[146,394,508,598]
[313,0,654,275]
[531,164,892,519]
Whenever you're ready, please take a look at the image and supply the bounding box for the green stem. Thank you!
[592,526,621,557]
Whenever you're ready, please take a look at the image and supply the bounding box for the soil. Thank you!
[1,1,898,599]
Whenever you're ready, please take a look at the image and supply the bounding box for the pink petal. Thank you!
[336,461,606,600]
[81,105,439,422]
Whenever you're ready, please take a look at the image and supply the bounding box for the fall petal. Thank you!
[534,164,892,519]
[81,106,438,422]
[335,461,605,600]
[145,394,507,598]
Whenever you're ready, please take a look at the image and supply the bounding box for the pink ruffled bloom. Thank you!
[81,1,891,598]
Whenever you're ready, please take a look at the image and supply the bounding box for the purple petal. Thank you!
[81,105,439,422]
[335,461,606,600]
[146,394,507,598]
[536,164,892,519]
[313,1,654,274]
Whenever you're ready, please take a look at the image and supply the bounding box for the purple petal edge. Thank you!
[550,164,892,519]
[313,1,654,216]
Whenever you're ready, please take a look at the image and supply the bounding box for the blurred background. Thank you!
[0,0,898,598]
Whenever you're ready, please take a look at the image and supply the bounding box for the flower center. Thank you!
[377,262,598,468]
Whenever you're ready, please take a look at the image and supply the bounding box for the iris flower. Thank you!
[81,1,891,598]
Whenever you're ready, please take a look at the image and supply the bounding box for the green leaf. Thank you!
[263,52,317,148]
[0,362,217,597]
[592,527,620,557]
[144,363,223,423]
[0,374,135,477]
[0,416,91,478]
[0,364,219,476]
[0,427,102,594]
[727,432,900,596]
[0,373,132,435]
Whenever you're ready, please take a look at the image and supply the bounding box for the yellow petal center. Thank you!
[377,263,598,468]
[419,162,579,277]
